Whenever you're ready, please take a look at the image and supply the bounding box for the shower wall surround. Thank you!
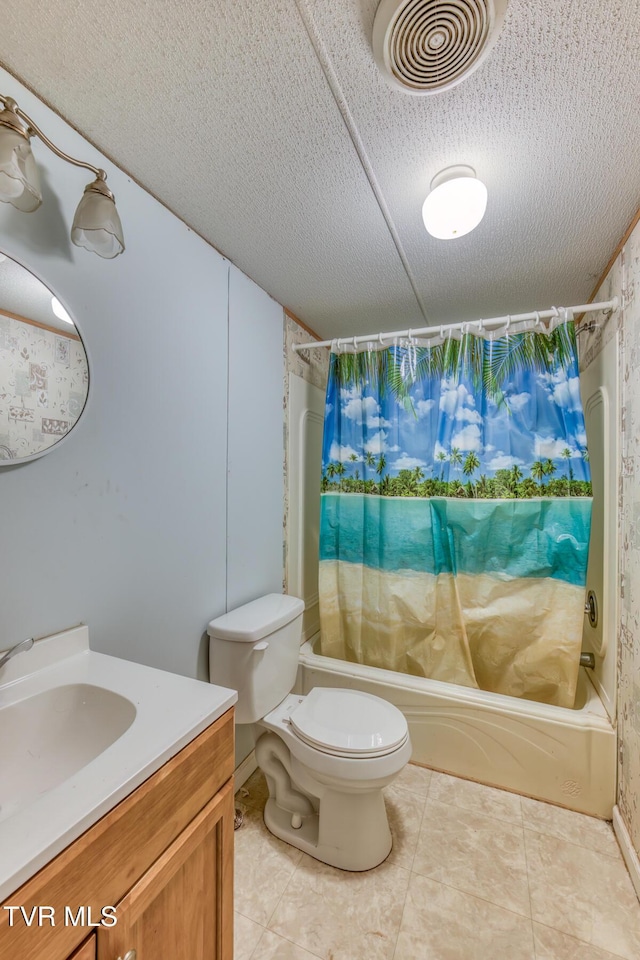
[578,217,640,859]
[283,312,329,592]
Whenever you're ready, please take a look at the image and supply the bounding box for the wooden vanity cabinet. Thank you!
[0,708,235,960]
[69,936,97,959]
[99,782,233,960]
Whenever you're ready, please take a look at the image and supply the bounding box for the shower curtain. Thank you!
[318,315,592,707]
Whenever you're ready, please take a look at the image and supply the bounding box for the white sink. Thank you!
[0,683,136,823]
[0,624,236,902]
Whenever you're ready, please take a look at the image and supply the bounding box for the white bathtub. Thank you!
[296,635,616,818]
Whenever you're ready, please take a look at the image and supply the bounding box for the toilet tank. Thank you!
[207,594,305,723]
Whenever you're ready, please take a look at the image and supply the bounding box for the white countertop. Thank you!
[0,625,236,902]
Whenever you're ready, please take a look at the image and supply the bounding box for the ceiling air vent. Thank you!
[372,0,509,95]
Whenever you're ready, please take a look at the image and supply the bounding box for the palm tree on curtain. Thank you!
[335,460,345,491]
[331,323,578,413]
[463,452,480,495]
[450,447,462,474]
[510,464,523,497]
[364,451,376,471]
[376,453,387,477]
[543,458,556,489]
[436,450,447,480]
[531,460,545,492]
[326,462,336,484]
[561,447,572,496]
[412,325,577,408]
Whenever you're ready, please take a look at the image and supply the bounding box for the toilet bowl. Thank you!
[208,594,411,871]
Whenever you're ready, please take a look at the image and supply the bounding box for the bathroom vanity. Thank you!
[0,625,237,960]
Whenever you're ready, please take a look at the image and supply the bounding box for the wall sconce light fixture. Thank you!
[0,95,124,259]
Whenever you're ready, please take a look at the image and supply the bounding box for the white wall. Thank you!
[227,267,284,609]
[0,66,285,750]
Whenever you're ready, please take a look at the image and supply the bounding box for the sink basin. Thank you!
[0,623,236,902]
[0,683,136,823]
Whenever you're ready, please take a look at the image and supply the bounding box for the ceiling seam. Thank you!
[293,0,430,325]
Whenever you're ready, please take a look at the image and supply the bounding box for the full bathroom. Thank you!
[1,2,640,959]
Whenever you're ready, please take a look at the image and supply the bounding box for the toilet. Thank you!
[208,593,412,871]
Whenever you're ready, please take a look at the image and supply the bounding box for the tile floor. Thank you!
[233,764,640,960]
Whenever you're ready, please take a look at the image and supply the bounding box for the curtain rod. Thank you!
[291,297,618,352]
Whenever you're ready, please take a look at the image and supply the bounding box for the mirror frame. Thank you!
[0,247,91,465]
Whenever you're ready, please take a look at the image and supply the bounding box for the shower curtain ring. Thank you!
[352,336,358,350]
[534,311,541,328]
[478,319,484,333]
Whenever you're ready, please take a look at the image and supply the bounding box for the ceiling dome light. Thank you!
[422,165,487,240]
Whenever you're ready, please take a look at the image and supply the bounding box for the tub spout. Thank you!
[579,652,596,669]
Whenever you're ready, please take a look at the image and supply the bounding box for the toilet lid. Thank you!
[289,688,408,757]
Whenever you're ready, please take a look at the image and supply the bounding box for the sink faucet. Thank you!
[0,637,34,670]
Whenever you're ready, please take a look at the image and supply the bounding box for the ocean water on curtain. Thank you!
[318,322,592,708]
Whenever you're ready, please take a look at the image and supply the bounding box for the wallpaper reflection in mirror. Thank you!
[0,254,89,462]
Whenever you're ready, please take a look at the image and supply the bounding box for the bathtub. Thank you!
[296,635,616,818]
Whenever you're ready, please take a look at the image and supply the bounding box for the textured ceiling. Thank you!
[1,1,639,339]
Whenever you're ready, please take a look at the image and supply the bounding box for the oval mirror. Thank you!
[0,252,89,464]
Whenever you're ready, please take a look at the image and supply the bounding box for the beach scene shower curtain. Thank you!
[318,316,592,708]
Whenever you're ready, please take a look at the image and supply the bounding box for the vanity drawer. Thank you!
[0,706,234,960]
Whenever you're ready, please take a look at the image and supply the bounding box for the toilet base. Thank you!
[263,789,392,872]
[256,731,394,871]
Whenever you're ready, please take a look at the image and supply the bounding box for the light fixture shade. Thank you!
[422,165,487,240]
[71,182,125,259]
[0,125,42,212]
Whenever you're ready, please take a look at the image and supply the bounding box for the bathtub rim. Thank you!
[300,634,611,730]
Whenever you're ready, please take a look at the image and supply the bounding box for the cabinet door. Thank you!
[68,935,96,960]
[98,780,234,960]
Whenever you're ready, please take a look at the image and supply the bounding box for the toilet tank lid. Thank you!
[207,594,305,642]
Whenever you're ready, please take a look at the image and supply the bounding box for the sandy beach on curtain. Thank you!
[319,559,585,707]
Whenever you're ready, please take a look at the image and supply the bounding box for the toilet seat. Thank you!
[289,688,408,759]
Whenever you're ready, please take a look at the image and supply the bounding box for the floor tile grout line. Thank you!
[532,919,633,960]
[242,916,267,960]
[519,806,538,959]
[404,777,431,875]
[389,869,413,960]
[409,871,534,923]
[425,796,525,829]
[235,905,267,926]
[521,821,622,861]
[252,925,326,960]
[390,781,432,805]
[387,784,430,958]
[261,849,305,934]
